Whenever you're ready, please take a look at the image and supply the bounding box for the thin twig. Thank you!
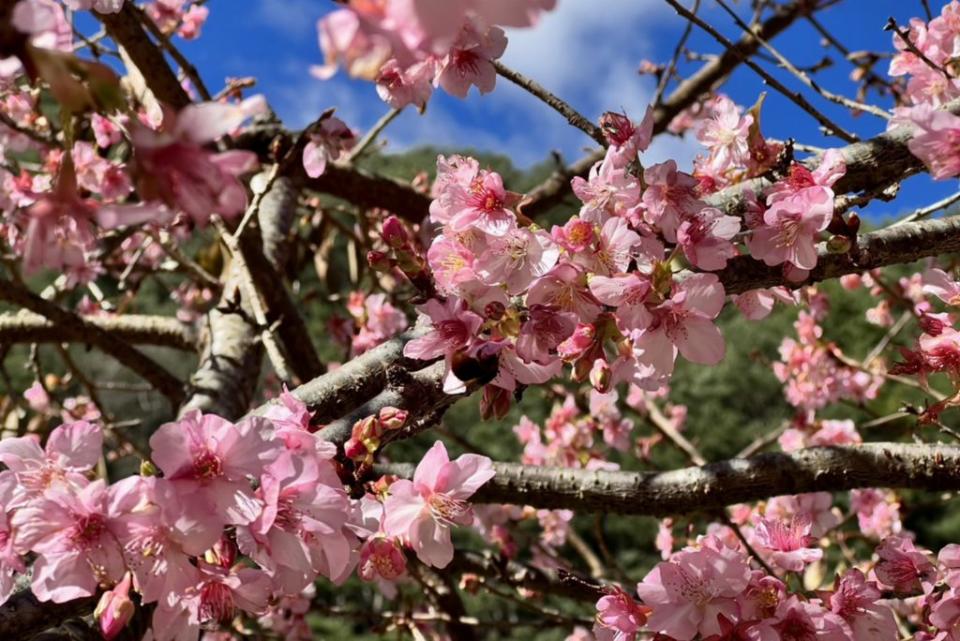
[891,190,960,227]
[654,0,701,106]
[714,0,890,120]
[347,107,403,163]
[886,17,952,80]
[492,60,606,146]
[664,0,859,142]
[920,0,934,21]
[132,3,212,100]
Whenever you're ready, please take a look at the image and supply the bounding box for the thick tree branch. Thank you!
[717,214,960,294]
[706,98,960,216]
[0,278,185,406]
[248,328,426,425]
[380,442,960,516]
[94,4,191,109]
[0,591,96,640]
[0,312,197,351]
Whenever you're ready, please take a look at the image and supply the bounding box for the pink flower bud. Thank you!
[600,111,636,147]
[920,313,945,336]
[557,323,597,361]
[95,573,134,641]
[589,358,612,392]
[381,215,410,249]
[378,406,408,430]
[367,250,394,272]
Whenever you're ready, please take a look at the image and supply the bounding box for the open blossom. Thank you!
[676,207,740,271]
[382,441,494,568]
[302,114,355,178]
[571,156,642,223]
[594,587,650,641]
[753,515,822,572]
[641,160,702,241]
[874,535,936,595]
[822,569,898,641]
[573,216,640,276]
[0,474,25,606]
[746,186,833,272]
[237,450,352,593]
[527,263,603,322]
[148,411,280,538]
[476,227,559,293]
[404,297,485,393]
[435,23,507,97]
[13,480,125,602]
[697,95,753,170]
[636,536,751,640]
[632,273,726,382]
[589,273,652,331]
[431,167,518,236]
[0,420,102,501]
[376,58,435,110]
[516,305,578,365]
[129,96,266,225]
[905,103,960,179]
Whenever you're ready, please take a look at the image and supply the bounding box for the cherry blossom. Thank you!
[382,441,494,568]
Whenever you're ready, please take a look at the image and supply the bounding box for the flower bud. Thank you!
[95,573,134,641]
[920,313,945,336]
[600,111,635,147]
[381,215,410,249]
[826,234,852,254]
[480,385,511,421]
[589,358,612,393]
[378,406,408,430]
[367,250,393,272]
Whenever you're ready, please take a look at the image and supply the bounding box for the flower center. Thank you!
[192,450,223,481]
[199,581,235,625]
[428,493,470,525]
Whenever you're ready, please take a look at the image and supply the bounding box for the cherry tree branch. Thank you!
[94,4,191,109]
[0,278,185,406]
[717,214,960,294]
[380,442,960,515]
[0,590,96,639]
[492,60,606,145]
[0,312,197,351]
[521,0,812,217]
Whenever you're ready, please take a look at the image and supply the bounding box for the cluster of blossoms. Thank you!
[892,2,960,180]
[329,290,409,357]
[0,397,495,640]
[773,309,882,412]
[585,526,960,641]
[315,0,556,110]
[396,95,852,412]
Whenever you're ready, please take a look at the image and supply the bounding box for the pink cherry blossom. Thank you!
[906,104,960,179]
[641,160,702,241]
[571,156,642,224]
[376,58,435,110]
[431,167,517,236]
[631,273,726,382]
[0,420,102,501]
[129,96,267,224]
[676,207,740,271]
[148,411,279,530]
[588,273,652,332]
[527,263,603,322]
[746,186,833,272]
[0,474,25,606]
[875,535,936,595]
[697,95,753,171]
[302,115,355,178]
[593,587,650,641]
[476,227,559,293]
[600,107,654,168]
[823,569,898,641]
[573,217,640,276]
[516,304,578,365]
[13,480,125,602]
[636,536,751,640]
[382,441,494,568]
[753,514,822,572]
[435,23,507,98]
[404,297,485,393]
[237,450,352,593]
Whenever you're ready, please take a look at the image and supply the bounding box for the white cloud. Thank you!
[256,0,321,41]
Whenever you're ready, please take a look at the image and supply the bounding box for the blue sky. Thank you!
[162,0,954,219]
